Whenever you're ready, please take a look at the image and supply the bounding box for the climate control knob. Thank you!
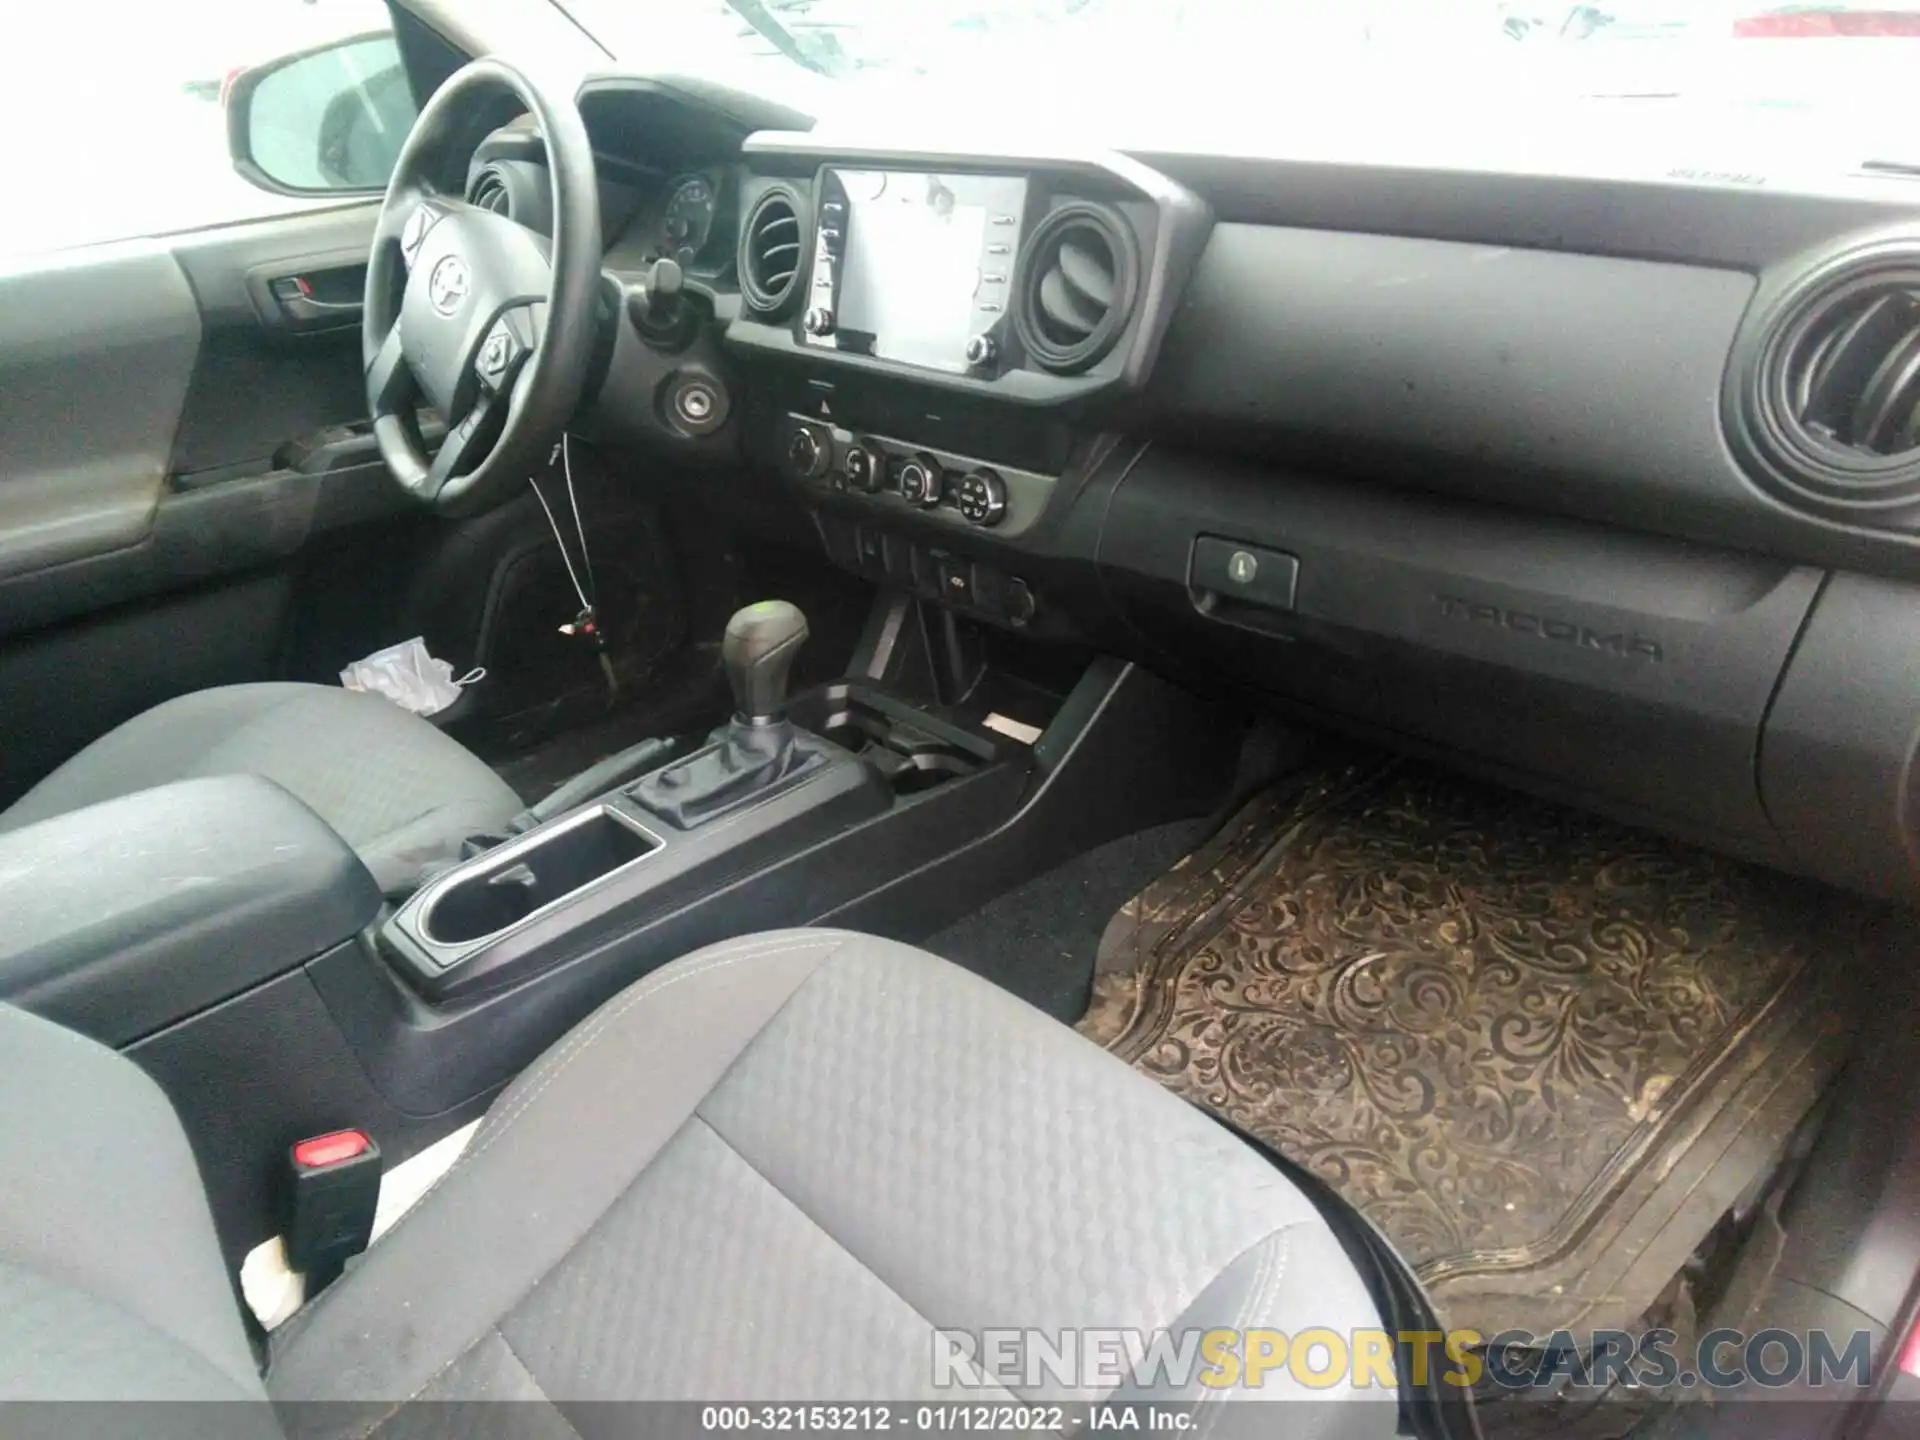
[803,306,836,337]
[964,334,998,368]
[843,440,885,493]
[898,454,945,508]
[955,469,1008,527]
[787,423,830,478]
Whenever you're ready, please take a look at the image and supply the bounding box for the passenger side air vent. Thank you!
[468,166,513,216]
[1736,249,1920,512]
[1013,204,1139,374]
[739,186,804,317]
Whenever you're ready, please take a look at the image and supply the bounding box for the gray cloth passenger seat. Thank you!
[0,930,1396,1440]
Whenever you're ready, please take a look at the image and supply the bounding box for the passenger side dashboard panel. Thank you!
[1099,450,1823,865]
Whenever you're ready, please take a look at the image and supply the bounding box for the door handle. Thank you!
[246,249,369,335]
[267,274,363,331]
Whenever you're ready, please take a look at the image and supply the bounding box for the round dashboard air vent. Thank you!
[463,161,552,233]
[739,186,804,317]
[1737,248,1920,511]
[1012,204,1139,374]
[468,166,513,217]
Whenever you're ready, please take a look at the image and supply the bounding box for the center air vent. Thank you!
[1013,204,1139,374]
[469,167,512,216]
[463,161,552,233]
[1736,247,1920,513]
[739,186,804,317]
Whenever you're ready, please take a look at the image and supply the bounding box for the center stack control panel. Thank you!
[782,416,1056,538]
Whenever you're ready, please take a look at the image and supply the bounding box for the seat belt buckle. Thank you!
[283,1129,382,1283]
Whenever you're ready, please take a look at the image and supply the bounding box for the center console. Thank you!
[383,602,898,1003]
[2,590,1236,1273]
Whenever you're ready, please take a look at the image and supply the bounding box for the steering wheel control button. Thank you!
[899,455,945,508]
[803,306,837,337]
[667,373,729,436]
[787,423,831,479]
[844,440,884,492]
[476,323,519,389]
[1192,536,1300,613]
[956,469,1008,527]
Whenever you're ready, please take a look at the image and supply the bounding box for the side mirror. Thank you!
[226,32,417,196]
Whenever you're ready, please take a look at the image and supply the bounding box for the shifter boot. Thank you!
[629,718,824,829]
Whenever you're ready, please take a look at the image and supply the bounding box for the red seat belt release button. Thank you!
[293,1130,370,1168]
[284,1129,381,1280]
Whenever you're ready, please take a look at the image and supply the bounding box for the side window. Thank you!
[8,1,414,259]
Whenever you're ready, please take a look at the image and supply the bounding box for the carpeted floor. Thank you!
[924,818,1214,1022]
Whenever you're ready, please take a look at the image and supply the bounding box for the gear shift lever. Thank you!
[631,601,821,828]
[723,600,809,725]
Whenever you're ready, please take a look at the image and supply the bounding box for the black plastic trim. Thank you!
[1759,570,1920,901]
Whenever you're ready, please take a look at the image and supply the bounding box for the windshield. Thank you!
[569,1,1920,171]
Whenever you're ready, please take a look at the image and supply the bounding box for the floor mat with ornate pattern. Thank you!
[1081,757,1858,1340]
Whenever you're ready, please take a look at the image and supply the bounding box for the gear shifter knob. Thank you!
[722,601,809,724]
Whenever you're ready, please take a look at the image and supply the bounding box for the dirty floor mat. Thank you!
[1081,756,1858,1340]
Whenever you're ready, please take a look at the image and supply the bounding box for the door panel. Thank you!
[0,200,426,796]
[169,207,380,481]
[0,204,414,639]
[0,2,600,809]
[0,246,201,579]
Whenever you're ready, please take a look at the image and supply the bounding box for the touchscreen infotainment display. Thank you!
[808,169,1029,374]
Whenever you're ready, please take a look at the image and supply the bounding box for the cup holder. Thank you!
[422,806,660,946]
[892,751,974,794]
[794,683,1001,799]
[824,722,982,796]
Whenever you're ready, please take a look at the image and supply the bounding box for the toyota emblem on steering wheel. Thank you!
[428,255,471,316]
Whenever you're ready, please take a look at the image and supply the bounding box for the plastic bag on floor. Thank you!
[340,637,482,717]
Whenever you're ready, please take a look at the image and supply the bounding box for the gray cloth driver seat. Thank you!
[0,682,524,893]
[0,929,1395,1439]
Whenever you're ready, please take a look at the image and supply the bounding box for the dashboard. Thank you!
[462,74,1920,909]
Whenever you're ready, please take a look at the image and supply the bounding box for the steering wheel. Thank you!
[362,58,602,514]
